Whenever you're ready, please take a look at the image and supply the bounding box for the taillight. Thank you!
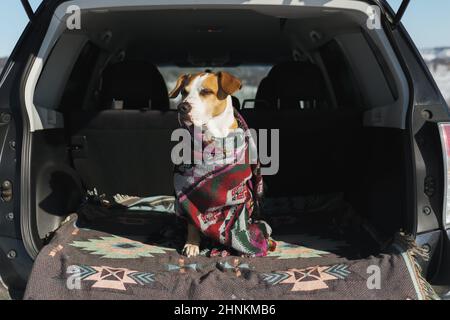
[439,123,450,227]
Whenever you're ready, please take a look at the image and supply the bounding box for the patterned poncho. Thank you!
[174,109,275,257]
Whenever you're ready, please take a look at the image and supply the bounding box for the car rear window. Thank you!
[158,65,272,109]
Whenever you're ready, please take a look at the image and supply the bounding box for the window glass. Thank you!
[158,66,271,109]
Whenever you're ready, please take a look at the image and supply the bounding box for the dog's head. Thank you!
[169,71,242,127]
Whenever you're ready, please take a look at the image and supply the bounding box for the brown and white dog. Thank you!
[169,71,242,257]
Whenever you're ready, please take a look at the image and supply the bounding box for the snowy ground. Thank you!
[427,64,450,106]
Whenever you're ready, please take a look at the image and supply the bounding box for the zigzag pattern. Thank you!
[324,264,351,279]
[128,272,155,285]
[167,264,199,272]
[220,262,250,270]
[77,265,97,280]
[232,230,257,255]
[261,272,289,285]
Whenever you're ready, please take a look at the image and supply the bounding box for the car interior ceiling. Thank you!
[29,9,408,252]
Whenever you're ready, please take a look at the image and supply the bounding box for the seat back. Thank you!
[255,61,330,110]
[241,109,362,196]
[69,110,179,197]
[100,61,170,110]
[68,61,177,197]
[243,61,362,196]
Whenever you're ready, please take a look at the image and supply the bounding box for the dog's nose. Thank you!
[178,102,192,114]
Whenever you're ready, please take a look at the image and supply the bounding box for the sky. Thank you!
[0,0,450,57]
[389,0,450,49]
[0,0,43,56]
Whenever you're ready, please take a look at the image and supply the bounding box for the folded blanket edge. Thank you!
[393,232,440,300]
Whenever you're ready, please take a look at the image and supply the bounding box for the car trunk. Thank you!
[24,110,418,299]
[23,4,413,283]
[28,105,409,258]
[24,6,413,254]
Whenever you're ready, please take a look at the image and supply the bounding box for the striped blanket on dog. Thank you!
[174,109,275,257]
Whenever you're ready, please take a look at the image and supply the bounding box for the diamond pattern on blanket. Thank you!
[262,264,351,292]
[279,265,350,292]
[80,265,154,291]
[23,212,440,300]
[70,235,174,259]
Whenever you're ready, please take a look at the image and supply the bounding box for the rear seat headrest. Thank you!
[255,61,329,110]
[231,96,241,109]
[100,61,169,111]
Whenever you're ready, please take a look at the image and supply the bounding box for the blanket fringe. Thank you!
[394,232,440,300]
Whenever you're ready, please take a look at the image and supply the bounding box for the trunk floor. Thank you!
[23,197,438,300]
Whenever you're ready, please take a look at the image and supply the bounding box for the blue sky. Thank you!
[1,0,450,57]
[389,0,450,49]
[0,0,43,56]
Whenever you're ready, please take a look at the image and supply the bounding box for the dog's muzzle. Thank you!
[177,102,193,126]
[177,102,192,114]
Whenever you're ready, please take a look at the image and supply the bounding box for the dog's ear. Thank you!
[169,74,189,99]
[217,72,242,99]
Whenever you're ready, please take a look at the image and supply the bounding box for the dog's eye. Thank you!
[200,88,213,96]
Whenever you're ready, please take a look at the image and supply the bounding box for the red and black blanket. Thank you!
[174,109,275,257]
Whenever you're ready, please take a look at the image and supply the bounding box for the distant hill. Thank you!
[421,47,450,64]
[420,48,450,105]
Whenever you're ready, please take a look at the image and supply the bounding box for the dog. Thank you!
[169,71,273,258]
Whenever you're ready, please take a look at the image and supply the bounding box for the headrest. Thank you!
[100,61,169,110]
[231,96,241,109]
[255,61,328,110]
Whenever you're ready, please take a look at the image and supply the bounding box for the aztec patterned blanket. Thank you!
[24,199,439,300]
[173,110,274,257]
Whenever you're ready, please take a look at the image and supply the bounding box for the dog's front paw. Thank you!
[183,244,200,258]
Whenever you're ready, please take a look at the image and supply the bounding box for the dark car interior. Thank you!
[28,8,411,255]
[11,6,442,300]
